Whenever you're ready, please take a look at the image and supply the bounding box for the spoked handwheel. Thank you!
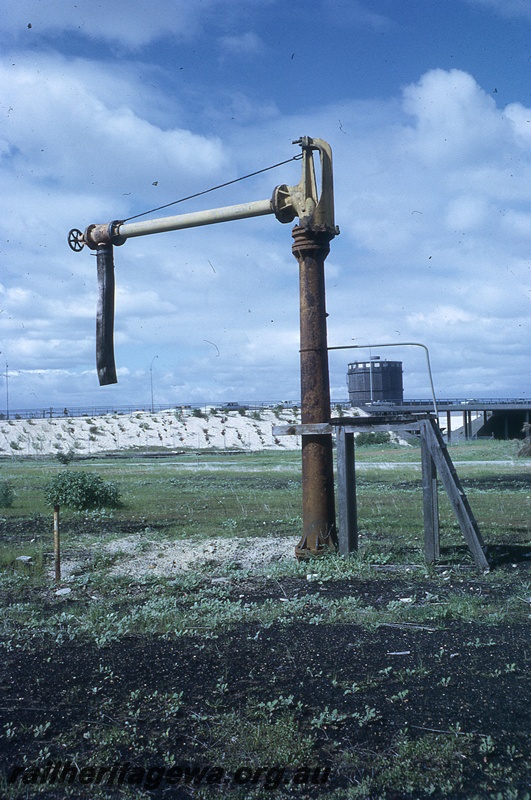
[68,229,85,252]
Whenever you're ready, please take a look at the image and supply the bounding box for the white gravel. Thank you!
[105,534,296,576]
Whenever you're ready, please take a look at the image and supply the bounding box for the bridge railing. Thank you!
[361,398,531,408]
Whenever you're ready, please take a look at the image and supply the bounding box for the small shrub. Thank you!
[56,449,76,465]
[355,431,391,446]
[44,470,121,510]
[192,408,205,418]
[517,424,531,457]
[0,480,15,508]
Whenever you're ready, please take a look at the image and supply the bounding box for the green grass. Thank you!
[0,441,529,639]
[353,437,523,463]
[0,440,529,581]
[0,453,303,555]
[0,441,529,799]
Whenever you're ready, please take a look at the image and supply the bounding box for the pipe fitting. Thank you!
[83,221,126,250]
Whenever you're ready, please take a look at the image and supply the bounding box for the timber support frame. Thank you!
[274,414,490,571]
[332,415,489,571]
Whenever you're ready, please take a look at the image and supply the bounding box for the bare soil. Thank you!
[1,572,529,799]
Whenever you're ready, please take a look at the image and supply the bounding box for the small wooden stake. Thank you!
[53,505,61,583]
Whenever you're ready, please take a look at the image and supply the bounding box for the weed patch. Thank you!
[0,480,15,508]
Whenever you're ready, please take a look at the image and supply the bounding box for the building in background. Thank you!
[347,358,403,405]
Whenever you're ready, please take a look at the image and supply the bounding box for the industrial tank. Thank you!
[347,359,403,405]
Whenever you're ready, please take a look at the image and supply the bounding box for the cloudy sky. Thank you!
[1,0,530,411]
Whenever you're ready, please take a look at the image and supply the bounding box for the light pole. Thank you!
[149,355,158,413]
[369,350,373,402]
[347,338,374,403]
[0,352,8,420]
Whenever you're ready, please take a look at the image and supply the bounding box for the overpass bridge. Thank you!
[360,398,531,440]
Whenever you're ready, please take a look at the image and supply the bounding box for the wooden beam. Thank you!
[272,423,332,436]
[340,423,422,434]
[420,419,489,571]
[336,427,357,555]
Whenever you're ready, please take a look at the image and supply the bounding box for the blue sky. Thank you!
[1,0,530,410]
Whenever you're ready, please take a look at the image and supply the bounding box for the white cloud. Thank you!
[444,195,489,231]
[322,0,394,32]
[465,0,531,22]
[219,32,265,57]
[270,69,531,398]
[1,50,531,408]
[0,54,228,200]
[331,70,531,285]
[420,306,475,325]
[1,0,274,49]
[0,51,234,401]
[401,69,509,165]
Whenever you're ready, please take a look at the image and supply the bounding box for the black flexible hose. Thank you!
[96,243,118,385]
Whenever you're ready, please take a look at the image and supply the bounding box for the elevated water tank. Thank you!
[347,359,403,405]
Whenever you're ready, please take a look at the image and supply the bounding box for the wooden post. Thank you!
[420,429,440,562]
[336,426,357,555]
[53,505,61,583]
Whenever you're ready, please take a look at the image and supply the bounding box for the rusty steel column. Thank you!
[292,225,337,557]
